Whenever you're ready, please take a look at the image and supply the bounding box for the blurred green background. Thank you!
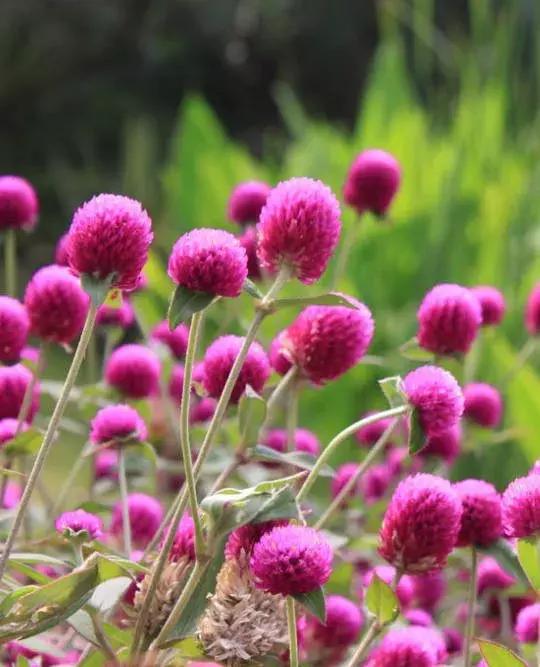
[3,0,540,492]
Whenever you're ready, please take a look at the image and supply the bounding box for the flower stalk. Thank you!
[118,447,132,556]
[286,596,299,667]
[464,545,478,667]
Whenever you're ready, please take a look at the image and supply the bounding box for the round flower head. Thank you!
[67,193,153,291]
[90,404,147,446]
[2,481,21,509]
[228,180,271,225]
[268,329,294,376]
[165,513,196,562]
[463,382,503,429]
[471,286,506,326]
[55,509,103,540]
[55,232,70,266]
[343,149,401,217]
[257,177,341,284]
[443,627,463,656]
[361,464,392,504]
[0,175,39,230]
[5,641,79,666]
[331,463,361,502]
[417,283,481,355]
[366,627,437,667]
[356,411,396,448]
[379,473,462,573]
[453,479,502,547]
[515,603,540,643]
[405,609,433,627]
[238,226,262,280]
[0,297,29,363]
[94,449,118,481]
[250,524,333,595]
[0,418,28,446]
[402,365,464,437]
[110,492,163,547]
[410,571,447,612]
[0,364,39,421]
[168,228,247,297]
[477,556,515,596]
[284,300,374,384]
[225,519,289,560]
[362,565,414,608]
[262,428,320,456]
[502,474,540,538]
[530,460,540,475]
[151,320,189,359]
[24,265,90,344]
[301,594,363,649]
[96,299,135,329]
[190,397,216,424]
[105,344,160,399]
[202,335,270,404]
[526,283,540,335]
[168,364,185,404]
[421,424,462,463]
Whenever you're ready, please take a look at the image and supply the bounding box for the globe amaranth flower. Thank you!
[463,382,503,429]
[0,418,28,446]
[417,283,481,355]
[225,519,289,560]
[163,513,196,562]
[361,464,392,504]
[110,492,163,547]
[0,296,29,363]
[405,609,433,627]
[0,364,39,421]
[55,232,70,266]
[421,424,462,464]
[362,565,414,608]
[343,149,401,217]
[299,594,363,650]
[55,509,103,540]
[471,285,506,326]
[366,627,438,667]
[90,404,147,446]
[515,603,540,643]
[525,283,540,335]
[105,344,160,399]
[94,449,118,481]
[502,474,540,538]
[453,479,502,547]
[190,397,216,424]
[283,300,374,384]
[168,363,185,404]
[355,411,397,448]
[379,473,462,573]
[4,641,79,666]
[238,226,262,280]
[0,175,39,231]
[228,180,271,225]
[24,265,90,344]
[2,481,21,509]
[250,524,333,595]
[268,329,294,376]
[67,193,153,291]
[443,627,463,656]
[168,228,248,297]
[402,365,464,437]
[410,571,447,612]
[477,556,515,596]
[262,428,320,456]
[96,299,135,329]
[151,320,189,359]
[203,335,270,404]
[257,177,341,284]
[331,463,361,502]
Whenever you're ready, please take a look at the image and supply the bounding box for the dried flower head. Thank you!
[344,149,401,217]
[0,175,39,231]
[471,285,506,326]
[228,180,271,225]
[105,344,160,399]
[453,479,502,547]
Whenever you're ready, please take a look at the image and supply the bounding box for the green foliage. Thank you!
[365,574,399,626]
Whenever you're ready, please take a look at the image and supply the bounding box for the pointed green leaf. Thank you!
[167,284,215,328]
[238,386,267,447]
[243,278,263,299]
[378,376,406,409]
[408,409,425,455]
[482,539,529,587]
[517,537,540,591]
[399,337,435,362]
[253,444,334,477]
[365,574,399,626]
[272,292,361,310]
[478,639,526,666]
[4,428,43,457]
[293,586,326,622]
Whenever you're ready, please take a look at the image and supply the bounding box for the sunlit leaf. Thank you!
[478,639,526,666]
[517,537,540,591]
[378,376,406,409]
[4,429,43,457]
[365,574,399,626]
[399,337,435,362]
[272,292,361,310]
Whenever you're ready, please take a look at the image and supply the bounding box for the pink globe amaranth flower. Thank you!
[67,193,153,291]
[453,479,502,547]
[344,149,401,217]
[55,232,70,266]
[151,320,189,359]
[530,460,540,476]
[515,602,540,643]
[190,397,216,424]
[0,364,39,421]
[168,363,185,403]
[202,335,270,404]
[379,473,462,573]
[94,449,118,481]
[225,519,289,560]
[502,474,540,538]
[404,609,433,627]
[5,641,79,666]
[2,481,21,509]
[262,428,320,456]
[268,329,294,376]
[285,301,374,385]
[0,297,29,363]
[0,176,39,231]
[250,524,333,595]
[477,556,515,596]
[90,404,147,446]
[110,492,163,547]
[21,345,40,367]
[421,423,462,463]
[0,418,28,446]
[55,509,103,540]
[96,299,135,329]
[257,177,341,284]
[443,627,463,655]
[168,228,248,297]
[228,180,271,225]
[366,627,437,667]
[105,344,160,399]
[163,514,196,562]
[355,411,395,448]
[464,382,503,429]
[361,463,392,504]
[410,571,447,612]
[301,594,363,649]
[471,285,506,326]
[402,365,464,437]
[331,463,361,501]
[417,283,481,355]
[362,565,414,608]
[525,283,540,335]
[238,225,262,280]
[24,265,90,344]
[385,446,409,476]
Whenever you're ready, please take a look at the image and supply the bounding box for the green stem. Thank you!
[263,365,298,428]
[0,302,98,581]
[287,596,298,667]
[4,228,17,296]
[464,546,478,667]
[86,333,98,384]
[344,617,380,667]
[503,338,538,385]
[118,447,132,556]
[286,380,299,453]
[331,217,360,289]
[297,405,409,504]
[52,445,90,516]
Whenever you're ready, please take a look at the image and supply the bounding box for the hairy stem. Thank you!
[464,546,478,667]
[344,617,380,667]
[263,365,298,429]
[118,447,132,556]
[287,596,298,667]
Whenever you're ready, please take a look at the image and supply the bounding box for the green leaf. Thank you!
[167,284,216,328]
[365,574,399,626]
[478,639,527,666]
[252,444,334,477]
[238,386,267,447]
[378,376,406,409]
[243,278,263,299]
[272,292,361,310]
[89,577,132,612]
[81,274,114,307]
[399,337,436,362]
[293,586,326,622]
[408,409,425,455]
[168,636,207,658]
[4,428,43,457]
[517,537,540,591]
[482,539,529,587]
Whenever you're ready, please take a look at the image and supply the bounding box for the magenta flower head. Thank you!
[344,149,401,218]
[410,571,447,612]
[502,475,540,538]
[94,449,118,481]
[366,627,437,667]
[363,565,414,608]
[0,297,29,363]
[422,424,462,464]
[55,232,70,266]
[453,479,502,547]
[90,404,147,446]
[477,556,515,596]
[190,397,216,424]
[525,283,540,335]
[262,428,320,456]
[24,265,90,344]
[471,285,506,326]
[165,513,196,562]
[238,226,262,280]
[301,594,363,649]
[55,509,103,540]
[250,524,333,595]
[361,464,392,504]
[96,299,135,329]
[403,365,464,437]
[202,334,270,404]
[110,492,163,547]
[331,463,361,501]
[417,284,481,355]
[2,481,21,510]
[151,320,189,359]
[356,411,395,448]
[0,175,39,231]
[284,300,374,385]
[67,193,153,291]
[515,603,540,643]
[257,177,341,284]
[225,519,289,560]
[228,180,271,225]
[168,364,185,404]
[269,329,294,376]
[463,382,503,429]
[105,344,160,399]
[379,473,462,573]
[0,418,28,446]
[443,627,463,656]
[0,364,39,421]
[405,609,433,627]
[168,228,247,297]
